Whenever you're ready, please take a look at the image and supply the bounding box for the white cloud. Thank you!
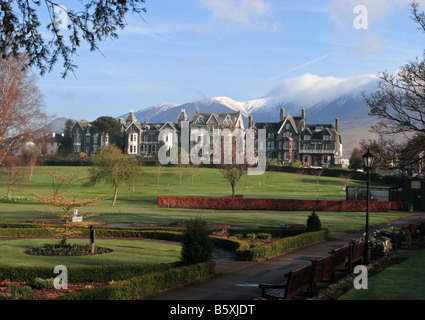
[201,0,270,25]
[267,73,379,107]
[326,0,412,56]
[327,0,411,29]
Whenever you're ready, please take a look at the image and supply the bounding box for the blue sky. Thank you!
[36,0,424,122]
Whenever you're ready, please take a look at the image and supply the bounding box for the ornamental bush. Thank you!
[306,212,322,232]
[180,216,214,266]
[157,196,406,212]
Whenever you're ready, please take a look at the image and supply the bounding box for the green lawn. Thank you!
[339,248,425,300]
[0,238,181,266]
[0,166,410,232]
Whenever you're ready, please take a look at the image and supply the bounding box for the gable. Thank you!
[125,122,141,132]
[206,114,219,125]
[278,118,296,135]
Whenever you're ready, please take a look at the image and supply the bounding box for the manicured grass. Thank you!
[0,166,409,232]
[0,238,182,267]
[339,249,425,300]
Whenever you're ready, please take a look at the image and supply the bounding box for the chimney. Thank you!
[335,117,339,132]
[280,108,285,121]
[248,115,253,128]
[301,108,306,120]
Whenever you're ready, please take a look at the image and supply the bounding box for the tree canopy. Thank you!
[0,0,146,78]
[87,145,140,206]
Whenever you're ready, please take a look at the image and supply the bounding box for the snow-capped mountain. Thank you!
[117,73,381,155]
[120,73,379,124]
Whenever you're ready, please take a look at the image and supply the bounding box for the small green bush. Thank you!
[181,216,214,266]
[306,212,322,232]
[58,261,216,300]
[32,278,55,289]
[236,230,330,261]
[256,233,272,240]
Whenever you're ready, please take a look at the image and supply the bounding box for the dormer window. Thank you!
[196,117,205,124]
[223,115,233,124]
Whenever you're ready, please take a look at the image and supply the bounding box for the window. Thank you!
[278,141,283,149]
[286,123,290,130]
[267,141,275,149]
[323,135,330,141]
[304,135,311,141]
[268,132,274,138]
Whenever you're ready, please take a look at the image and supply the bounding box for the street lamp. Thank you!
[362,148,374,264]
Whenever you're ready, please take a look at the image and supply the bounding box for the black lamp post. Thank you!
[362,148,374,264]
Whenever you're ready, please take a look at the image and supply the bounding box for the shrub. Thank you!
[58,261,216,300]
[236,230,330,261]
[157,196,406,212]
[256,233,272,240]
[306,212,321,232]
[181,216,214,266]
[32,278,55,289]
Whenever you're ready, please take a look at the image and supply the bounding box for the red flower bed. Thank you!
[157,196,407,212]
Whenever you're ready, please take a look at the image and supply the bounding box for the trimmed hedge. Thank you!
[80,228,185,242]
[157,196,407,212]
[0,263,181,283]
[211,229,330,262]
[0,228,54,237]
[57,260,216,300]
[241,229,330,261]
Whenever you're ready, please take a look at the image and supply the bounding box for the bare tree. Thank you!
[311,169,323,189]
[0,55,48,165]
[296,169,305,184]
[360,134,425,174]
[22,146,40,181]
[362,1,425,173]
[188,164,200,186]
[31,170,103,246]
[152,162,165,186]
[339,171,356,188]
[174,164,187,187]
[2,155,25,198]
[218,141,248,198]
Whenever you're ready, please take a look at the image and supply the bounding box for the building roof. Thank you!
[192,112,242,126]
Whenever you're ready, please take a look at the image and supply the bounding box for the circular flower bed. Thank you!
[24,244,113,256]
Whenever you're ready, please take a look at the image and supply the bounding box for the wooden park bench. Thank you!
[329,243,352,280]
[349,241,366,271]
[259,264,313,300]
[309,255,335,296]
[418,222,425,236]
